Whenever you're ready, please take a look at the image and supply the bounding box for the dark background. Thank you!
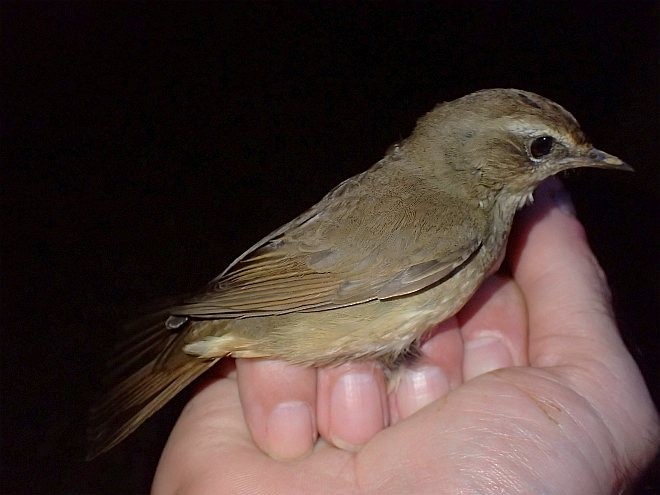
[2,2,658,493]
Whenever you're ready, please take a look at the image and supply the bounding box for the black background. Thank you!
[2,2,658,493]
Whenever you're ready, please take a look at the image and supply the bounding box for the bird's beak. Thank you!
[560,147,634,172]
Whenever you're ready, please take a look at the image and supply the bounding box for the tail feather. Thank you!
[87,312,222,460]
[87,358,217,460]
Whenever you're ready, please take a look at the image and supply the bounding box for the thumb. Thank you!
[509,177,619,369]
[509,177,658,477]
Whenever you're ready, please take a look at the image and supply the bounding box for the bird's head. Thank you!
[405,89,631,206]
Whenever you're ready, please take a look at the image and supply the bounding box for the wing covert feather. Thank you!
[174,160,487,318]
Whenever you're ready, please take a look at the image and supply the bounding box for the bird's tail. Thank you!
[86,311,221,460]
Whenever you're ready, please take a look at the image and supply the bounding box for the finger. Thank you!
[457,274,528,381]
[317,361,388,451]
[508,177,623,368]
[236,358,317,460]
[508,177,659,475]
[389,317,462,423]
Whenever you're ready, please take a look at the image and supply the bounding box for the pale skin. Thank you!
[153,178,658,494]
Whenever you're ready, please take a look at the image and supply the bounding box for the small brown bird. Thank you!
[88,88,630,458]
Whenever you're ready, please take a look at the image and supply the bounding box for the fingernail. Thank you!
[396,365,449,419]
[538,178,576,216]
[330,372,386,450]
[551,184,575,217]
[463,335,513,381]
[266,401,316,460]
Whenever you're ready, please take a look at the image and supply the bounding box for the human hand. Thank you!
[153,178,658,494]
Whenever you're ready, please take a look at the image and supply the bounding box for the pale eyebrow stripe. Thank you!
[502,120,573,148]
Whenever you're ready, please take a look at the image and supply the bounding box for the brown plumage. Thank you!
[88,89,630,459]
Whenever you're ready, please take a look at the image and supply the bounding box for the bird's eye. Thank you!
[530,136,555,159]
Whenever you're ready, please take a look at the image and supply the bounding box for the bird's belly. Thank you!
[223,248,496,367]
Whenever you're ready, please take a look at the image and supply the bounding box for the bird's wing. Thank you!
[173,167,486,318]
